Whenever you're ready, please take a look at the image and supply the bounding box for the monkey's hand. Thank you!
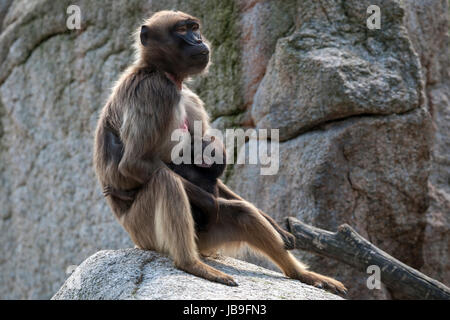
[103,185,112,197]
[103,185,138,201]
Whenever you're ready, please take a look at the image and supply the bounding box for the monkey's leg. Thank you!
[216,180,296,250]
[197,198,347,295]
[123,168,236,287]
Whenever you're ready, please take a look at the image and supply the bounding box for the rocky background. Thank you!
[0,0,448,299]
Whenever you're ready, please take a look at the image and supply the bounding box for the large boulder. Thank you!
[52,249,343,300]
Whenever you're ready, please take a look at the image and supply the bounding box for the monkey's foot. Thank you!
[200,252,221,259]
[179,260,238,287]
[280,230,296,250]
[281,217,298,250]
[295,271,347,296]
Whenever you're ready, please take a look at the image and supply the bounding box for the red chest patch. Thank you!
[181,118,189,132]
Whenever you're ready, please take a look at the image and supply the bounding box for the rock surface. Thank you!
[227,0,447,300]
[52,249,343,300]
[0,0,448,300]
[403,0,450,286]
[251,0,422,141]
[228,107,431,299]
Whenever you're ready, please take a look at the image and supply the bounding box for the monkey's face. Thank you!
[140,11,210,77]
[171,19,210,72]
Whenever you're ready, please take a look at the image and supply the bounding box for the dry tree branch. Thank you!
[286,217,450,300]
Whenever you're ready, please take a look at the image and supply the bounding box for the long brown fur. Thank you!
[93,10,346,294]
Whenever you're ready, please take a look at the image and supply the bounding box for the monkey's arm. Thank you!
[117,81,175,184]
[217,180,296,250]
[105,162,218,213]
[118,148,165,185]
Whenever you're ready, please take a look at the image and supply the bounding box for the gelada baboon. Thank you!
[94,10,346,294]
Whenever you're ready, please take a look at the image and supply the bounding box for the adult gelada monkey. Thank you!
[94,10,346,294]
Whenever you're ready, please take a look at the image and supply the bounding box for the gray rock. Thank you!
[238,0,296,108]
[0,0,12,32]
[403,0,450,285]
[227,107,432,299]
[251,0,422,141]
[52,249,343,300]
[223,0,450,299]
[0,0,154,299]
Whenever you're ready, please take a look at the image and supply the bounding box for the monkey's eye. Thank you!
[192,24,199,32]
[176,26,187,35]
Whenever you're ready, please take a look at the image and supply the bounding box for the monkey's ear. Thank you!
[140,25,151,46]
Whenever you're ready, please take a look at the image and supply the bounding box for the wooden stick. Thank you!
[286,217,450,300]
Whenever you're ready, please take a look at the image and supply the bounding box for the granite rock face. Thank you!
[228,107,431,299]
[0,0,448,299]
[227,0,447,299]
[251,0,423,141]
[403,0,450,286]
[52,249,343,300]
